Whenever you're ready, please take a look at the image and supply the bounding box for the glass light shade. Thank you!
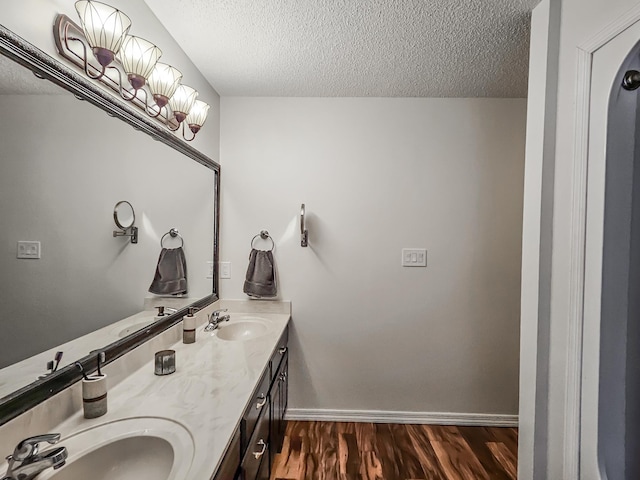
[148,63,183,108]
[168,85,198,123]
[186,101,210,134]
[117,35,162,90]
[75,1,132,67]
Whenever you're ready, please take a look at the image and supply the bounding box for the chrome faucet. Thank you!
[3,433,68,480]
[204,309,230,332]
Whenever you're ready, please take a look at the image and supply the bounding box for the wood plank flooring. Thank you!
[271,421,518,480]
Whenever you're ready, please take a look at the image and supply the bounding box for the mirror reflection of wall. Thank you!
[0,65,215,369]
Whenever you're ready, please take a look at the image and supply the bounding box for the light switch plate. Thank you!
[402,248,426,267]
[206,261,214,279]
[220,261,231,279]
[17,241,41,259]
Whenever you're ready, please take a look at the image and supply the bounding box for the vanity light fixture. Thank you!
[53,1,210,141]
[168,84,198,124]
[167,87,209,140]
[147,63,183,111]
[185,100,211,139]
[117,35,162,92]
[74,0,131,77]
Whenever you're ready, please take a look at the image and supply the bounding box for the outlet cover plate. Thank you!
[402,248,427,267]
[17,241,41,259]
[220,261,231,279]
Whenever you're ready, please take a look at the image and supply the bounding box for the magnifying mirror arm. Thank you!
[300,203,308,247]
[113,225,138,244]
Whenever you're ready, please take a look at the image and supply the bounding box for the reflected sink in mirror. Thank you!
[214,316,270,341]
[116,321,155,338]
[37,417,194,480]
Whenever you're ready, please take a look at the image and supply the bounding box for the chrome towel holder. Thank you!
[251,230,275,252]
[161,228,184,248]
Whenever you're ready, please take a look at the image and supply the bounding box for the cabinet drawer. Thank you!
[269,326,289,382]
[241,367,270,452]
[241,400,270,480]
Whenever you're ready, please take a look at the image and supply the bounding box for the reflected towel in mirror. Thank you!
[243,249,277,298]
[149,247,188,295]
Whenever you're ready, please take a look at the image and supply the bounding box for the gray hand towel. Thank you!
[149,247,188,295]
[243,249,277,298]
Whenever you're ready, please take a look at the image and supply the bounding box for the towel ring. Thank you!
[251,230,275,252]
[161,228,184,248]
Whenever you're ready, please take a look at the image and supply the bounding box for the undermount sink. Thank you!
[38,417,194,480]
[215,316,270,341]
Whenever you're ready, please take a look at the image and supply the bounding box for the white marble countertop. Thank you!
[0,300,291,479]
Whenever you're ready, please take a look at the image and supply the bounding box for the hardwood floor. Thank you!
[270,421,517,480]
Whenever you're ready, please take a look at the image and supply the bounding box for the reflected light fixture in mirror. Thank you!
[53,1,210,141]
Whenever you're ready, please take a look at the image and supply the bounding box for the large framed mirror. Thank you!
[0,21,220,425]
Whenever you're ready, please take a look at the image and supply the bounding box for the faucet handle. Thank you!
[13,434,61,461]
[210,308,228,319]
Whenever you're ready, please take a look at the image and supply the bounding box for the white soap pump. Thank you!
[183,307,199,344]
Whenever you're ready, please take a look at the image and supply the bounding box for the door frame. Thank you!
[564,4,640,478]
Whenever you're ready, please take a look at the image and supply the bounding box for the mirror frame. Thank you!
[0,23,221,426]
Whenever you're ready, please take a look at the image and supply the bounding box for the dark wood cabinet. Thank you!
[240,394,270,480]
[270,352,288,469]
[213,324,289,480]
[241,368,271,453]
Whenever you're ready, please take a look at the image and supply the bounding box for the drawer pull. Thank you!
[278,347,287,354]
[252,439,267,459]
[279,372,286,382]
[255,394,267,409]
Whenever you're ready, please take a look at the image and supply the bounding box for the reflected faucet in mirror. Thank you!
[2,433,67,480]
[112,200,138,244]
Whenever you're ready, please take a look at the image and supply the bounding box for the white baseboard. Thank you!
[285,408,518,427]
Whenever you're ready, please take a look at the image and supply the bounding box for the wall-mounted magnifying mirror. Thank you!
[113,200,138,244]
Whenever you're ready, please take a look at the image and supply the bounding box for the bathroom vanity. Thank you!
[0,300,291,480]
[216,321,289,480]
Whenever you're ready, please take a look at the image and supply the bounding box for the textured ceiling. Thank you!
[147,0,539,97]
[0,55,64,95]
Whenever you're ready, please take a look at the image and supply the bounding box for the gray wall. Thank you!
[220,97,526,416]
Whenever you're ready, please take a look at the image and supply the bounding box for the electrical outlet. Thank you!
[17,241,41,259]
[401,248,427,267]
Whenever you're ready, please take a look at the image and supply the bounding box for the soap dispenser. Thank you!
[155,306,168,321]
[183,307,199,344]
